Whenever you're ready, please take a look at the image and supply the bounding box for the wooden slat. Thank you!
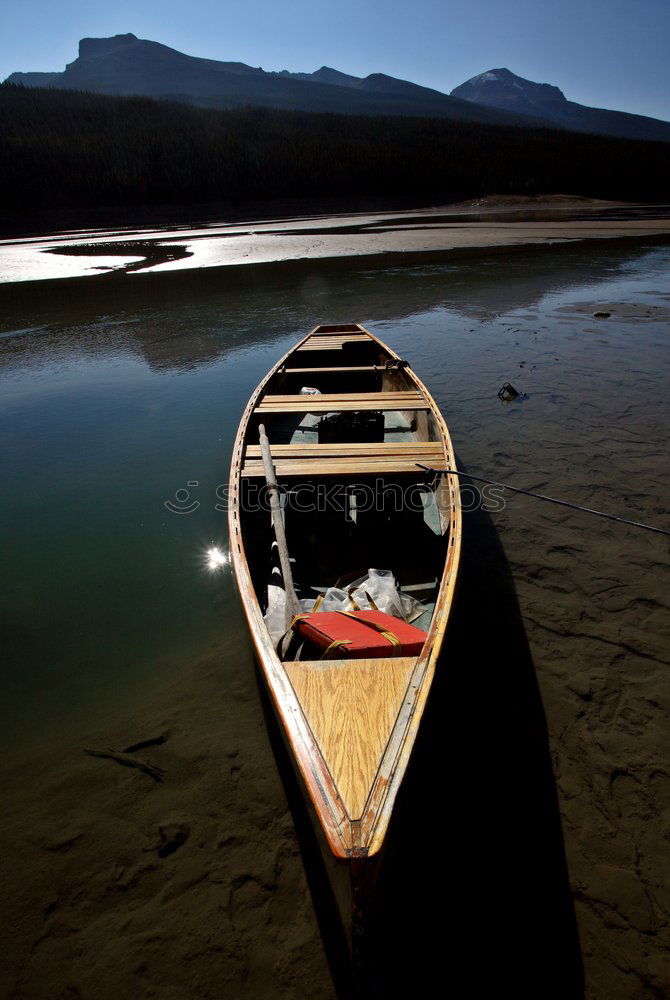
[263,392,419,403]
[244,442,441,458]
[304,334,366,342]
[284,657,417,820]
[255,391,427,414]
[242,460,445,477]
[283,366,378,374]
[254,402,428,413]
[241,441,446,477]
[309,333,364,338]
[297,334,369,352]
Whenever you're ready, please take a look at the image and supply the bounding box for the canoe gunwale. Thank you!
[228,323,462,859]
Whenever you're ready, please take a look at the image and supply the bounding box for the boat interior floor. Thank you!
[265,407,420,445]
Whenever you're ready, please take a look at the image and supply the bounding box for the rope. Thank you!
[415,464,670,538]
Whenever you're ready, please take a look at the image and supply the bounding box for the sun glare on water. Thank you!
[205,546,228,572]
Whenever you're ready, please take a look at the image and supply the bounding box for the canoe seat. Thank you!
[297,333,370,351]
[241,441,448,477]
[254,391,428,414]
[282,365,379,374]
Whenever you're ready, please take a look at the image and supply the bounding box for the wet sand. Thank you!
[0,634,336,1000]
[1,197,670,284]
[1,234,669,999]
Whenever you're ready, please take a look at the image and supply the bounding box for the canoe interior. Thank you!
[241,340,448,632]
[231,324,460,858]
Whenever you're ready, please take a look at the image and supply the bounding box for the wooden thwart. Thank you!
[283,365,379,374]
[245,442,442,457]
[297,334,370,352]
[242,459,447,476]
[241,441,447,477]
[255,390,428,413]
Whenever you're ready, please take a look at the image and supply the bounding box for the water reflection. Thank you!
[2,240,669,373]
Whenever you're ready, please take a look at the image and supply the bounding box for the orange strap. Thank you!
[321,638,352,659]
[335,611,402,656]
[364,590,379,611]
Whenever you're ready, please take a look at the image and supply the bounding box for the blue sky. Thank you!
[2,0,669,120]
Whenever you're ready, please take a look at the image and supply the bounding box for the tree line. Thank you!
[1,82,669,226]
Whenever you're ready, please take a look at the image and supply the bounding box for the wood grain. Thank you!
[297,334,370,351]
[244,442,442,456]
[241,441,446,476]
[283,365,379,374]
[254,391,428,413]
[284,657,417,820]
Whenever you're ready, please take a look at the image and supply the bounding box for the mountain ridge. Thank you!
[6,34,670,142]
[6,34,538,124]
[7,34,542,127]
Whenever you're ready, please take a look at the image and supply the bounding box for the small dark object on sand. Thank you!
[83,747,165,782]
[593,310,612,318]
[153,823,190,858]
[123,733,169,754]
[498,382,520,401]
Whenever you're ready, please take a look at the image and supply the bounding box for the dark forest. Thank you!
[2,82,669,229]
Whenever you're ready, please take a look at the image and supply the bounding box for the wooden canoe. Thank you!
[228,324,461,863]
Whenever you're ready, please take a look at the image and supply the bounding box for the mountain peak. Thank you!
[78,34,139,60]
[310,66,361,87]
[451,68,567,112]
[472,68,513,81]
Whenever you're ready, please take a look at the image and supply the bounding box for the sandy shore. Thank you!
[1,198,669,284]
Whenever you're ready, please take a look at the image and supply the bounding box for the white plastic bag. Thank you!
[320,587,360,612]
[309,569,426,623]
[265,567,426,647]
[348,568,425,623]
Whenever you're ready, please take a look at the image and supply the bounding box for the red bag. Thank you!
[291,610,427,659]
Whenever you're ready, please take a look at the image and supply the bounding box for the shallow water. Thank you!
[1,240,669,760]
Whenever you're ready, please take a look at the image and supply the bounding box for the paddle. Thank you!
[258,422,301,618]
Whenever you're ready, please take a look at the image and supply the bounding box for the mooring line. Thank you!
[415,464,670,537]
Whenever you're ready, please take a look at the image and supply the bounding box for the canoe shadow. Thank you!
[365,499,585,998]
[258,496,584,999]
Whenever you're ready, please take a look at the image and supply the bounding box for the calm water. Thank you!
[1,241,669,757]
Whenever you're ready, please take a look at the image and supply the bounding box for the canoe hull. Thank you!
[229,323,462,861]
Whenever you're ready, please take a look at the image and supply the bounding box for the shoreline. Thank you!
[0,193,647,242]
[1,199,670,287]
[2,232,670,302]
